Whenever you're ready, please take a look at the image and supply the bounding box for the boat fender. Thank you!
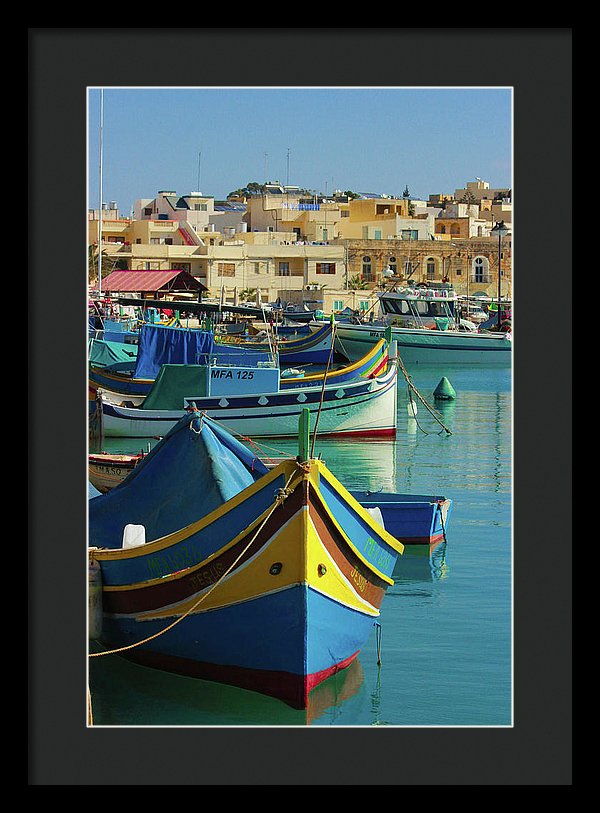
[366,506,386,530]
[88,552,103,640]
[122,524,146,549]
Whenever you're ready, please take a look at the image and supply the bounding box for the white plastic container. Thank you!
[122,524,146,549]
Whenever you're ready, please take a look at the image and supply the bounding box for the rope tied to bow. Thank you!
[89,467,300,660]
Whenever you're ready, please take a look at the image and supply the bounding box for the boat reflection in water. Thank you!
[303,436,398,495]
[88,641,364,727]
[392,540,449,583]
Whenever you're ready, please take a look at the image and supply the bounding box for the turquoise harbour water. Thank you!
[88,362,512,727]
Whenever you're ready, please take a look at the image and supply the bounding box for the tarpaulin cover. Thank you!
[133,324,215,380]
[141,365,207,410]
[88,338,138,368]
[88,412,269,550]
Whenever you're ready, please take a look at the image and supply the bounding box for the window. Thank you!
[173,262,191,273]
[362,256,372,276]
[341,210,349,217]
[194,204,207,211]
[388,256,397,273]
[404,261,413,276]
[474,257,486,282]
[401,229,418,240]
[374,230,381,240]
[277,262,290,276]
[217,263,235,277]
[359,301,370,311]
[316,263,335,275]
[333,300,343,311]
[426,257,436,280]
[143,207,153,217]
[456,269,462,276]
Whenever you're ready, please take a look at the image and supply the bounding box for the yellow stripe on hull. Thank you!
[93,459,302,561]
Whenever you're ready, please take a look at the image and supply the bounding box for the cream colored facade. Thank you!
[454,178,512,202]
[90,185,512,306]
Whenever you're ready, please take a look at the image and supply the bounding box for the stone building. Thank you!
[89,183,512,310]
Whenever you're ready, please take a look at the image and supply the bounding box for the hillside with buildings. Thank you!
[88,177,512,314]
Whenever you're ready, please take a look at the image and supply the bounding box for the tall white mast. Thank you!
[98,88,104,295]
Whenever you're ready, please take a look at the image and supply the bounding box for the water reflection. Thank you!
[393,542,449,584]
[88,644,365,727]
[307,437,398,494]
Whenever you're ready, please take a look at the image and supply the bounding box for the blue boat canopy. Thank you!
[88,411,270,550]
[133,324,215,380]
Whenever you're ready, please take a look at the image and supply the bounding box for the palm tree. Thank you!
[348,274,369,290]
[88,244,117,285]
[239,288,257,302]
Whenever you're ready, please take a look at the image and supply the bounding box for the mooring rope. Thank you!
[396,354,453,435]
[200,411,294,461]
[310,322,337,458]
[375,621,383,666]
[438,501,448,545]
[89,468,299,660]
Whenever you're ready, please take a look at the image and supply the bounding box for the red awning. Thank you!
[101,270,206,292]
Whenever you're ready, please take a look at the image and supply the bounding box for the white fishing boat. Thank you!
[317,286,512,366]
[96,339,399,439]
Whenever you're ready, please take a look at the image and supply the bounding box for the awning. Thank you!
[101,270,207,292]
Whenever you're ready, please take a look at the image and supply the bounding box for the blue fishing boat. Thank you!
[89,410,405,709]
[349,490,452,577]
[216,320,336,365]
[89,323,391,404]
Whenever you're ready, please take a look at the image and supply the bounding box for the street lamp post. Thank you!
[491,220,510,328]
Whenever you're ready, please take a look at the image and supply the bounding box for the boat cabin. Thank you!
[378,288,459,330]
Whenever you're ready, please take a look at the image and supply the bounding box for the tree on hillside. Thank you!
[227,182,265,200]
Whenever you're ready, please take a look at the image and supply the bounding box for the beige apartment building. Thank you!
[89,180,512,311]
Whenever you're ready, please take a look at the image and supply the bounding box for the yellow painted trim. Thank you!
[137,505,311,617]
[132,502,378,621]
[316,460,404,555]
[304,513,379,615]
[92,458,303,561]
[286,340,386,384]
[89,366,154,386]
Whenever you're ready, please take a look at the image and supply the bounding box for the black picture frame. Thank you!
[29,28,572,786]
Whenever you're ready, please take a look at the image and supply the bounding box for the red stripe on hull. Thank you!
[400,533,445,546]
[324,427,396,439]
[116,646,359,710]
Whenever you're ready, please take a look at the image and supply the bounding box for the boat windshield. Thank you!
[381,297,456,318]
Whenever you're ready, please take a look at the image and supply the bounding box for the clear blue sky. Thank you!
[87,87,512,214]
